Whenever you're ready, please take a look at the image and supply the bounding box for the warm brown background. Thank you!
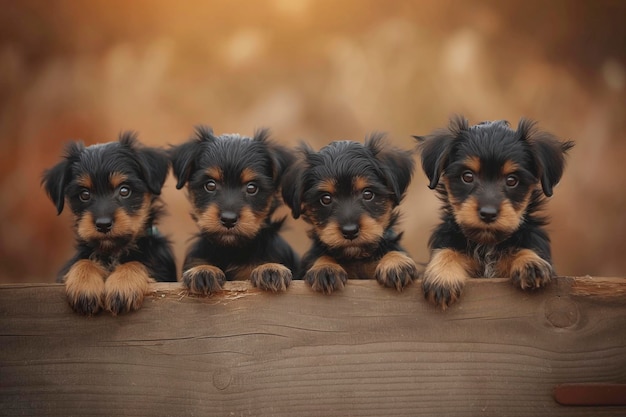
[1,0,624,283]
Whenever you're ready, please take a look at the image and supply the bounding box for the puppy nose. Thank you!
[95,217,113,233]
[220,211,238,228]
[341,223,360,240]
[479,206,498,223]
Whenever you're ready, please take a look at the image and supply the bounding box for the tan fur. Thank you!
[109,172,128,188]
[104,261,154,315]
[306,255,348,293]
[317,178,336,194]
[502,160,520,176]
[205,166,223,181]
[183,264,226,294]
[423,248,476,309]
[463,156,481,173]
[195,203,269,243]
[506,249,553,289]
[250,263,292,292]
[240,168,257,184]
[316,214,387,255]
[63,259,107,314]
[452,196,527,244]
[353,176,369,191]
[77,194,151,243]
[374,251,418,291]
[76,173,92,189]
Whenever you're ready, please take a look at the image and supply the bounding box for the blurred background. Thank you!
[1,0,625,283]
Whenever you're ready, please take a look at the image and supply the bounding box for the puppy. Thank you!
[169,126,298,294]
[42,132,176,316]
[416,116,574,308]
[282,133,417,294]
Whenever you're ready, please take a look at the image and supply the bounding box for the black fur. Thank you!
[416,116,574,308]
[42,132,176,315]
[169,126,298,293]
[282,134,418,293]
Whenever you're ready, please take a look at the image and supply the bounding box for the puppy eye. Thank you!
[204,180,217,192]
[461,171,474,184]
[362,189,374,201]
[320,194,333,206]
[246,183,258,195]
[119,186,131,198]
[79,189,91,202]
[506,175,519,187]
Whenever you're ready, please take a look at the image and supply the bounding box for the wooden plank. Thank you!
[1,277,625,417]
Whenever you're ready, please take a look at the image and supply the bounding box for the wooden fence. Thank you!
[1,277,625,416]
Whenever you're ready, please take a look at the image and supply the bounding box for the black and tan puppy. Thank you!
[416,116,574,308]
[282,134,417,294]
[42,132,176,316]
[170,126,298,294]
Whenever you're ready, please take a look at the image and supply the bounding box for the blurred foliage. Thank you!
[1,0,625,281]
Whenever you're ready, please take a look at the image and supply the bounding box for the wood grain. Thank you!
[1,277,625,417]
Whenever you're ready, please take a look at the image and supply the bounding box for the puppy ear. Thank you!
[41,141,84,214]
[253,128,296,182]
[119,131,170,195]
[281,143,312,219]
[415,116,468,189]
[518,119,574,197]
[169,126,214,190]
[367,133,415,205]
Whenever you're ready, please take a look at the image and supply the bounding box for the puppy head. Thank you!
[282,133,414,257]
[170,126,294,246]
[42,132,170,250]
[416,116,574,244]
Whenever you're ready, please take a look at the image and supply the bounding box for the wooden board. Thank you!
[1,277,625,417]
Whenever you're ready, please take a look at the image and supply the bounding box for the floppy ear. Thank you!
[414,132,456,190]
[135,147,170,195]
[41,141,84,214]
[253,128,296,183]
[367,133,415,205]
[119,131,170,195]
[169,126,214,190]
[415,115,468,189]
[281,143,313,219]
[518,119,574,197]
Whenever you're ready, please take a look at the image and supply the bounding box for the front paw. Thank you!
[509,249,553,290]
[104,262,153,315]
[304,257,347,294]
[63,259,107,316]
[375,251,418,291]
[182,265,226,295]
[250,263,292,292]
[422,249,472,309]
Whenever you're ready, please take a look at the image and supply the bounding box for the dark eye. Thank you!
[362,189,374,201]
[505,175,519,187]
[461,171,474,184]
[320,194,332,206]
[246,183,258,195]
[204,180,217,192]
[119,186,131,198]
[79,189,91,202]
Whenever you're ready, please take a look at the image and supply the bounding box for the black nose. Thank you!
[220,211,238,229]
[478,206,498,223]
[341,223,360,240]
[95,217,113,233]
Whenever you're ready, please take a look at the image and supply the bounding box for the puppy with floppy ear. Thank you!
[42,132,176,316]
[416,116,574,309]
[169,126,299,294]
[282,133,418,294]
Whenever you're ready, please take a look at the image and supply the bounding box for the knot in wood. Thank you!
[545,296,580,329]
[212,368,233,390]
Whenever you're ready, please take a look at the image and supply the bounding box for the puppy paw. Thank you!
[422,249,472,309]
[304,257,347,294]
[104,262,153,315]
[375,251,418,291]
[509,249,553,290]
[250,263,292,292]
[182,265,225,295]
[63,259,107,316]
